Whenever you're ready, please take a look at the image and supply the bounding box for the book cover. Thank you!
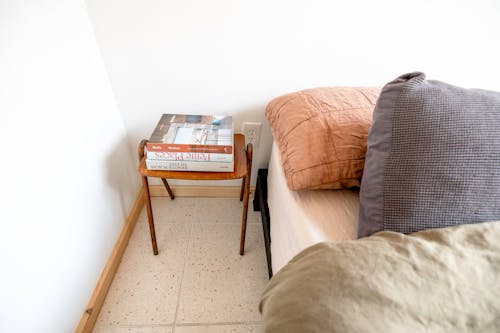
[145,159,234,172]
[146,114,233,154]
[145,149,234,162]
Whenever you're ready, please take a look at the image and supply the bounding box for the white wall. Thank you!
[0,1,139,332]
[86,0,500,185]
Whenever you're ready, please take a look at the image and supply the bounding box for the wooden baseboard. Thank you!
[75,188,145,333]
[149,185,256,197]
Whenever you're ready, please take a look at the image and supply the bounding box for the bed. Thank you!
[257,73,500,332]
[267,141,358,274]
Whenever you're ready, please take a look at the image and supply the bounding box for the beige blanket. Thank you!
[260,222,500,332]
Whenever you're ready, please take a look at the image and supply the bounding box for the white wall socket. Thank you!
[242,122,262,147]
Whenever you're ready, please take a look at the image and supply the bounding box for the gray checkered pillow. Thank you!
[359,72,500,237]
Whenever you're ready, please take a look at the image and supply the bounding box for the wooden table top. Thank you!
[138,133,248,180]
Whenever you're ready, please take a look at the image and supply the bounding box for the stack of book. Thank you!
[145,114,234,172]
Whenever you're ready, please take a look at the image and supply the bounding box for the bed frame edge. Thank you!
[253,168,273,278]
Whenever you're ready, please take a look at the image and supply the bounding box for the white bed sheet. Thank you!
[268,141,360,273]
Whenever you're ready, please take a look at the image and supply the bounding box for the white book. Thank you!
[146,159,234,172]
[145,149,233,162]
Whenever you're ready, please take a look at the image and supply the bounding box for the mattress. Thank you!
[268,141,359,273]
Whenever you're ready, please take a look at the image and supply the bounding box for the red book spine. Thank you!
[146,142,233,154]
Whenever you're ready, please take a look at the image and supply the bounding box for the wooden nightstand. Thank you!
[138,134,253,256]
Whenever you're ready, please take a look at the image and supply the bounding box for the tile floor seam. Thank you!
[146,222,260,224]
[115,324,174,328]
[171,220,195,333]
[173,321,261,327]
[196,222,260,225]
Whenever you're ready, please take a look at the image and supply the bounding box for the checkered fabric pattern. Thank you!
[382,76,500,233]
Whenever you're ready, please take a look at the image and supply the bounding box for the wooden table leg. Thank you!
[161,178,175,200]
[240,143,253,255]
[142,175,159,255]
[239,177,245,202]
[138,139,159,255]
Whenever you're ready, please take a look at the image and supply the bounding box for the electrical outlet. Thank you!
[242,122,262,147]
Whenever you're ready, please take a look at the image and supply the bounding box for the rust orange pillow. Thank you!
[266,87,380,190]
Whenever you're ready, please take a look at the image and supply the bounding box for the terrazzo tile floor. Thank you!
[93,196,268,333]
